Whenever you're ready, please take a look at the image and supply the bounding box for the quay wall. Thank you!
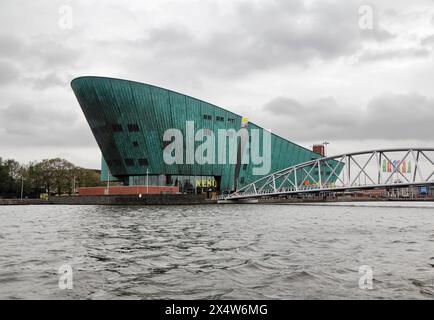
[0,194,214,206]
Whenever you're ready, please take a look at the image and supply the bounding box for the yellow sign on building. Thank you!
[241,117,248,128]
[196,179,217,188]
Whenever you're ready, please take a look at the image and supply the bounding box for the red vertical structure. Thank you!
[312,144,325,157]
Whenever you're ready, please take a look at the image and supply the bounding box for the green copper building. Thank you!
[71,76,325,192]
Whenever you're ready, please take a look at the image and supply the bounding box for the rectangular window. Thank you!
[112,124,123,132]
[216,116,224,122]
[240,177,245,184]
[203,114,212,120]
[133,141,139,147]
[138,158,149,166]
[243,164,248,170]
[124,159,135,166]
[127,124,140,132]
[228,118,235,124]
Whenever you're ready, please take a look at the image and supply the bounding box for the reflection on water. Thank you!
[0,203,434,299]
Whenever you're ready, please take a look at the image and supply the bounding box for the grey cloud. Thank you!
[1,102,77,131]
[0,33,79,88]
[383,9,398,17]
[358,48,430,63]
[28,36,79,69]
[359,28,395,42]
[262,92,434,141]
[264,98,303,115]
[0,102,93,147]
[421,34,434,46]
[0,60,20,84]
[0,34,24,57]
[123,0,395,79]
[31,73,66,90]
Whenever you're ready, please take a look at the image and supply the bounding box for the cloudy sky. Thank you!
[1,0,433,168]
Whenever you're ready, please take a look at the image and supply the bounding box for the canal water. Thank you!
[0,203,433,299]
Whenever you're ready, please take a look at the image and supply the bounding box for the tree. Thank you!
[0,158,9,196]
[0,158,25,198]
[32,158,76,196]
[0,157,101,198]
[76,168,102,189]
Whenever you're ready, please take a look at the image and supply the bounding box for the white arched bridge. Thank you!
[221,148,434,201]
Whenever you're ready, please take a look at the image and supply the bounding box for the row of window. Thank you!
[100,117,239,135]
[203,115,236,123]
[107,158,149,167]
[112,123,140,133]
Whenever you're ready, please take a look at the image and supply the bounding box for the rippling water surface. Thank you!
[1,203,434,299]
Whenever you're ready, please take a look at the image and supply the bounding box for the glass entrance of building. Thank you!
[127,174,219,194]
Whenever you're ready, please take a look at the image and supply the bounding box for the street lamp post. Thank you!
[20,177,25,200]
[146,168,149,194]
[72,175,76,195]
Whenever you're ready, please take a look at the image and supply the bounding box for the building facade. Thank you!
[71,76,326,192]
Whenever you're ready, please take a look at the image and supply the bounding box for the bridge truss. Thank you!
[223,148,434,201]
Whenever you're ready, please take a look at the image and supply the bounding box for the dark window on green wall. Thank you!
[133,141,139,147]
[124,159,134,166]
[216,116,224,122]
[138,158,149,166]
[228,118,235,124]
[203,114,212,120]
[127,124,140,132]
[112,124,123,132]
[243,164,247,170]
